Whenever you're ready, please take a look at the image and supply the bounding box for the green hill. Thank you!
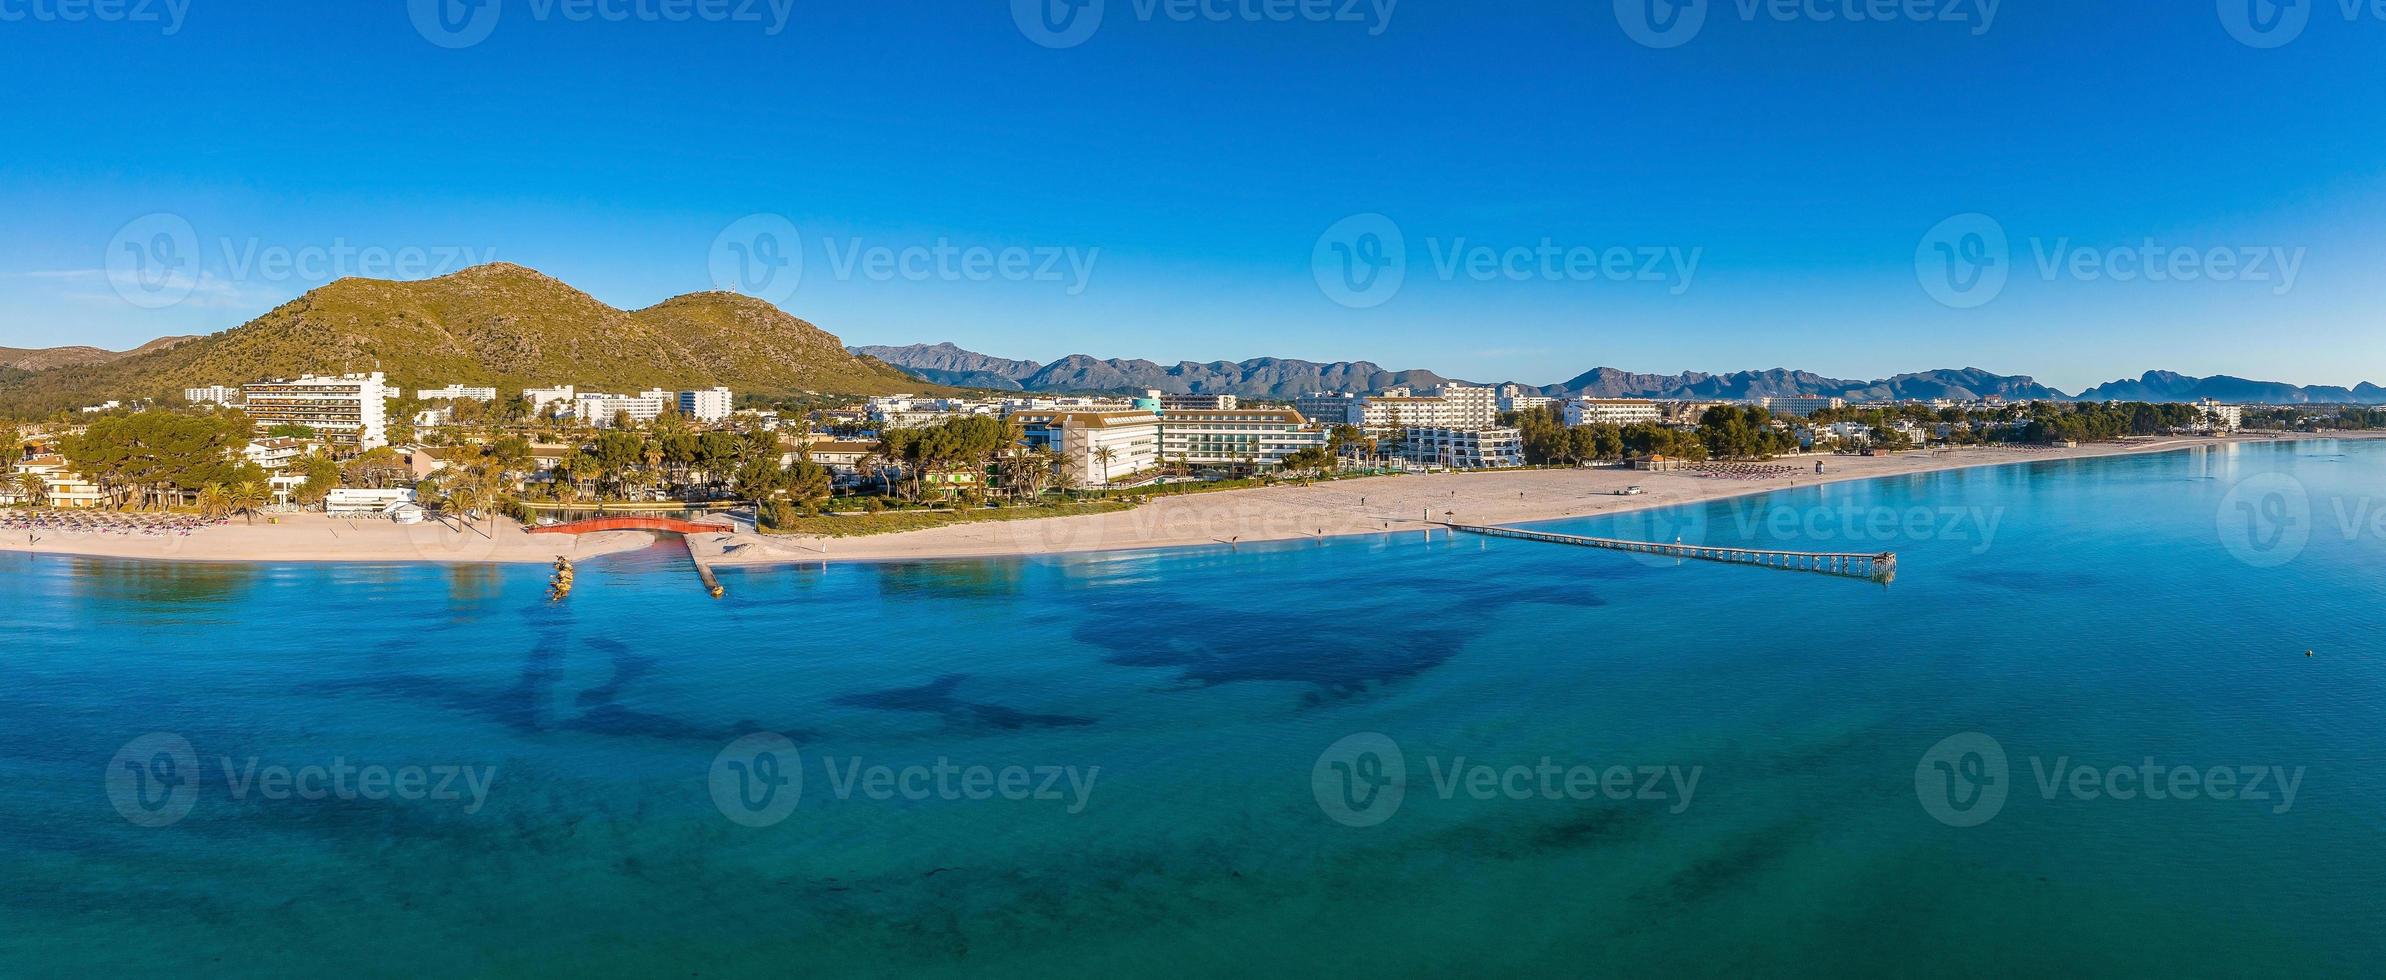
[0,263,926,415]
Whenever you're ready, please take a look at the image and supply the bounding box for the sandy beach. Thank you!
[3,433,2366,567]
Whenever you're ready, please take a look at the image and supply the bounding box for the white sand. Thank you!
[2,433,2363,567]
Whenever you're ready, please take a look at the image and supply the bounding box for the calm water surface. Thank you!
[3,440,2383,977]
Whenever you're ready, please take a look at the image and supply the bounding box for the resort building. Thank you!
[867,395,1004,430]
[575,392,669,427]
[524,385,577,417]
[1562,397,1665,427]
[416,384,499,402]
[1423,384,1500,430]
[1758,396,1847,418]
[1015,411,1164,487]
[1399,427,1526,470]
[2,454,106,508]
[2198,398,2244,432]
[679,387,735,423]
[1155,408,1328,469]
[1155,392,1239,411]
[243,438,306,472]
[1355,395,1459,433]
[242,372,391,451]
[184,385,243,406]
[1498,384,1556,415]
[1293,393,1360,427]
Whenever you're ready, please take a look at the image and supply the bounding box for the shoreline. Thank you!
[4,432,2372,568]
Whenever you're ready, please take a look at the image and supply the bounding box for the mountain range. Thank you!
[858,343,2386,404]
[0,264,924,415]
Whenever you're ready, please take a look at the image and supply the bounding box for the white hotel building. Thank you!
[417,384,499,402]
[1562,397,1665,427]
[242,372,391,450]
[1155,408,1328,468]
[1401,427,1525,469]
[1014,411,1164,487]
[679,386,735,423]
[575,391,672,427]
[184,385,243,406]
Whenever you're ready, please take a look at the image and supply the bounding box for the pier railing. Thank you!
[1440,523,1896,583]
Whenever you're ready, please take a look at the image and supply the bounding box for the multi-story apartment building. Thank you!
[1424,384,1499,430]
[184,385,242,406]
[1155,409,1328,468]
[1155,392,1239,411]
[416,384,499,402]
[1014,411,1164,487]
[576,392,669,427]
[867,396,1004,430]
[679,387,735,423]
[1400,427,1525,469]
[242,372,391,450]
[524,385,577,417]
[1498,384,1556,415]
[1758,396,1847,418]
[1,454,107,508]
[1562,397,1665,427]
[242,438,306,472]
[1294,393,1360,427]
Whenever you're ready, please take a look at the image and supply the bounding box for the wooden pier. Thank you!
[1441,523,1896,583]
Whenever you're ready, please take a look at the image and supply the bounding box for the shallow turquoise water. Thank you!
[3,440,2382,977]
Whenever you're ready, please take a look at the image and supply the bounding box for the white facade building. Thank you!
[2198,398,2244,432]
[1562,397,1665,427]
[185,385,242,406]
[679,387,735,423]
[1758,396,1847,418]
[1424,384,1499,430]
[1155,392,1239,411]
[1156,409,1327,468]
[1015,411,1164,487]
[416,385,498,402]
[1294,393,1360,428]
[576,392,668,427]
[242,372,391,450]
[1400,427,1525,469]
[524,386,577,417]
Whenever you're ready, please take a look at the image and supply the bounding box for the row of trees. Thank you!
[56,410,269,510]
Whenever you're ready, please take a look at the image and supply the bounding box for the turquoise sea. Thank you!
[4,439,2383,977]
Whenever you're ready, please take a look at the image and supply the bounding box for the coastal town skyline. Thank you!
[4,5,2383,391]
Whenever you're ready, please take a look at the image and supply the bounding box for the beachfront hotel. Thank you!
[242,372,392,450]
[183,385,243,406]
[1400,427,1526,469]
[1015,411,1164,487]
[1757,395,1847,418]
[1154,408,1328,468]
[1562,397,1665,427]
[0,454,107,508]
[416,384,499,402]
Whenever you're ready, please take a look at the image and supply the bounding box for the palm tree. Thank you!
[15,472,47,510]
[1094,446,1117,488]
[195,484,231,521]
[230,481,268,524]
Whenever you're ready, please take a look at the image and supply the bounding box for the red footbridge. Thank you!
[528,516,737,536]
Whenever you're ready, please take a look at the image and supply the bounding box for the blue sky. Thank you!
[1,1,2381,392]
